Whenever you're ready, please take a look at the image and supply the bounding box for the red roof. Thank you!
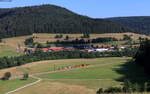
[42,48,49,52]
[50,47,63,51]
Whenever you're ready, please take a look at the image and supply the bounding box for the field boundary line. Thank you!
[43,78,116,80]
[31,61,126,77]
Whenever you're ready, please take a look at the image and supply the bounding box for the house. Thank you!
[118,46,126,51]
[109,47,116,51]
[94,48,109,52]
[120,46,125,49]
[85,48,95,52]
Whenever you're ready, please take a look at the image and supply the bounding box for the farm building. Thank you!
[94,48,109,52]
[85,47,115,52]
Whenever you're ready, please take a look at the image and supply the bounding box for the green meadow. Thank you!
[0,78,36,94]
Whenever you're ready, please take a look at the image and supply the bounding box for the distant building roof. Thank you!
[50,47,63,51]
[42,48,49,52]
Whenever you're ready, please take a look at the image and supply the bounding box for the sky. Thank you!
[0,0,150,18]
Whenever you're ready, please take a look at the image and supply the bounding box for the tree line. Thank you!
[0,49,137,70]
[49,37,118,46]
[134,39,150,75]
[24,36,120,48]
[107,16,150,35]
[97,80,150,94]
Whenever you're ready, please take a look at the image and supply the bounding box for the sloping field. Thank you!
[38,60,149,86]
[39,63,126,79]
[0,78,36,94]
[0,57,130,77]
[2,33,149,48]
[0,45,21,57]
[11,80,95,94]
[0,57,148,94]
[11,80,150,94]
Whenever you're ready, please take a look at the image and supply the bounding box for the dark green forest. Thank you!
[134,39,150,75]
[107,16,150,35]
[0,4,132,38]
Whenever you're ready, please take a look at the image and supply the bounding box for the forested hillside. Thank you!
[135,39,150,74]
[0,4,132,38]
[107,16,150,35]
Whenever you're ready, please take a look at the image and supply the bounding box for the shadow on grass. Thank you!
[114,60,150,85]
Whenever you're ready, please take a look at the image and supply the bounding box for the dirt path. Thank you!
[5,76,42,94]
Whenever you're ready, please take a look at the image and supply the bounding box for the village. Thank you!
[17,34,140,54]
[22,44,126,54]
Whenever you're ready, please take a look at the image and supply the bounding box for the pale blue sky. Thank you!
[0,0,149,18]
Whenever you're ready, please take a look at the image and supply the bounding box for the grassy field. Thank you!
[0,57,147,94]
[39,63,125,79]
[0,45,21,57]
[0,78,36,94]
[11,79,150,94]
[38,60,149,88]
[0,57,130,77]
[11,80,96,94]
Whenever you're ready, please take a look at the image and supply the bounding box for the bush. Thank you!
[0,38,2,43]
[65,35,69,40]
[104,87,122,93]
[1,72,11,80]
[122,80,133,92]
[132,83,141,92]
[96,80,150,94]
[123,34,132,40]
[24,37,34,46]
[81,33,90,38]
[55,34,63,38]
[21,73,29,80]
[143,82,149,92]
[96,88,103,94]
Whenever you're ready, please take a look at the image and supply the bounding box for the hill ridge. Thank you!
[0,4,132,38]
[107,16,150,35]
